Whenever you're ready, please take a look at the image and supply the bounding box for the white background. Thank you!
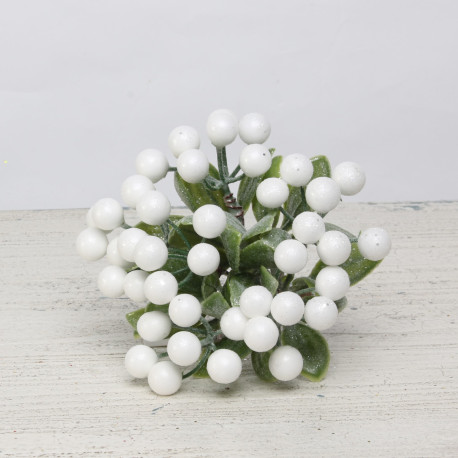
[1,0,457,210]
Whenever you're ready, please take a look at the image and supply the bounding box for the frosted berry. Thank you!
[167,331,202,367]
[117,228,147,262]
[97,265,126,298]
[268,346,303,381]
[315,266,350,301]
[187,243,220,276]
[143,271,178,305]
[304,296,338,331]
[305,177,341,214]
[220,307,248,341]
[148,361,182,395]
[168,294,202,327]
[239,144,272,177]
[270,291,304,326]
[332,161,366,196]
[133,235,168,272]
[76,227,108,261]
[91,198,124,231]
[135,149,169,183]
[280,154,313,187]
[106,236,134,269]
[121,174,154,207]
[292,212,325,244]
[123,270,149,303]
[206,109,238,148]
[238,112,271,145]
[192,204,227,239]
[244,316,279,352]
[358,228,391,261]
[207,349,242,384]
[124,345,158,379]
[137,311,172,342]
[274,239,308,274]
[168,125,200,158]
[136,190,171,226]
[256,178,289,208]
[317,230,351,266]
[176,149,209,183]
[240,285,273,318]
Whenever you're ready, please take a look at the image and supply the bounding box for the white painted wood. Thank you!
[1,203,457,457]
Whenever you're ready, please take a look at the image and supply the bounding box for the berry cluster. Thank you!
[76,109,391,396]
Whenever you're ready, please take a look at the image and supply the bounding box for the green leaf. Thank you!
[260,266,279,295]
[310,155,331,179]
[335,296,347,312]
[202,273,221,299]
[242,214,275,243]
[174,165,226,212]
[220,213,245,272]
[281,322,330,382]
[238,176,261,212]
[224,274,256,307]
[167,215,201,250]
[240,228,291,270]
[193,339,251,378]
[324,222,356,240]
[251,350,276,382]
[201,291,230,319]
[290,276,316,292]
[135,215,182,240]
[310,242,381,286]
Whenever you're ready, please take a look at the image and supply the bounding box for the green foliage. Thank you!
[251,350,276,382]
[201,292,230,319]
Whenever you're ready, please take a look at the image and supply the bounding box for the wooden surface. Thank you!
[1,202,457,457]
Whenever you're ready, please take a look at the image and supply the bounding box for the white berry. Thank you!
[123,270,149,303]
[358,227,391,261]
[135,149,169,183]
[192,204,227,239]
[270,291,304,326]
[167,331,202,367]
[220,307,248,341]
[187,243,220,276]
[244,316,279,352]
[274,239,308,274]
[106,236,134,268]
[97,265,126,298]
[91,198,124,231]
[207,349,242,384]
[315,266,350,301]
[86,207,97,228]
[168,294,202,327]
[121,174,154,207]
[176,149,209,183]
[133,235,168,272]
[268,346,303,381]
[117,228,147,262]
[136,190,171,226]
[168,125,200,158]
[239,144,272,177]
[76,227,108,261]
[280,154,313,187]
[238,112,271,144]
[292,212,325,244]
[256,178,289,208]
[332,161,366,196]
[148,361,182,396]
[206,109,238,148]
[305,177,341,214]
[317,231,351,266]
[304,296,338,331]
[137,311,172,342]
[240,285,273,318]
[125,345,158,379]
[144,271,178,305]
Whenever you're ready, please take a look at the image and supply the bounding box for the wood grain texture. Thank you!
[0,202,457,457]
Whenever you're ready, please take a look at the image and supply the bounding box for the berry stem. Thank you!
[178,270,194,288]
[167,253,188,261]
[168,166,177,172]
[226,174,245,184]
[279,206,294,222]
[295,287,315,296]
[182,347,212,379]
[167,219,192,250]
[229,164,241,178]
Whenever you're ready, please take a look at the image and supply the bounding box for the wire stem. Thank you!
[167,219,191,250]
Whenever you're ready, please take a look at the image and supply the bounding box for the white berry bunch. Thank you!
[77,109,391,395]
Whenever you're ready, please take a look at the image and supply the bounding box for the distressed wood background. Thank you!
[1,202,457,457]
